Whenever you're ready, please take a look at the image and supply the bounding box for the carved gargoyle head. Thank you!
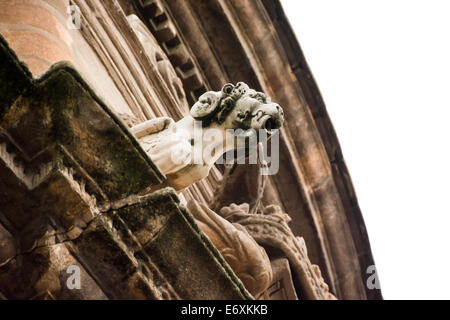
[190,82,284,134]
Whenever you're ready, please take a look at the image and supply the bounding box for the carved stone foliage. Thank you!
[220,203,336,300]
[187,200,273,298]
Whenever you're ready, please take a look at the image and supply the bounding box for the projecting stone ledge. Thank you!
[70,188,251,300]
[0,34,250,300]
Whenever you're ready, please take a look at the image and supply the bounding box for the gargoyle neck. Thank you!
[176,116,236,167]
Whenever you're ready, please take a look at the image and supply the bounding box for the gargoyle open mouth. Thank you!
[259,114,283,134]
[264,118,277,132]
[253,109,283,134]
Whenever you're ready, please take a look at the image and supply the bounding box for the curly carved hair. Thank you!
[190,82,271,127]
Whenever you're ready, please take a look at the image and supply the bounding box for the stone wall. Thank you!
[0,0,381,300]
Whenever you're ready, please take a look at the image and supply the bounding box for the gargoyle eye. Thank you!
[237,112,246,119]
[222,83,234,95]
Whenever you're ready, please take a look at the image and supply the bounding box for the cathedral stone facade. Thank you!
[0,0,381,300]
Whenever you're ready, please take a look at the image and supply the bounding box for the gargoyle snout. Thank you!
[260,103,284,131]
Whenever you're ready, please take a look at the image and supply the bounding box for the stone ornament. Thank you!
[131,82,284,190]
[190,82,283,130]
[220,203,336,300]
[127,14,190,114]
[187,200,273,298]
[259,258,299,300]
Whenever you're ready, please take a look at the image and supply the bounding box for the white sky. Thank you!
[280,0,450,299]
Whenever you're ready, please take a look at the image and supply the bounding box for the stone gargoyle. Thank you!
[131,82,284,190]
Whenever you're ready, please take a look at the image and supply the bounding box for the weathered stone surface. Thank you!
[0,0,73,75]
[187,200,273,298]
[128,14,189,114]
[152,0,381,299]
[0,222,15,267]
[71,189,251,299]
[0,34,32,113]
[0,0,381,300]
[260,258,298,300]
[221,203,336,300]
[0,36,251,300]
[0,243,107,300]
[0,33,165,202]
[136,190,251,299]
[138,0,207,106]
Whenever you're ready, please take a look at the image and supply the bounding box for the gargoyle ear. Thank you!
[190,91,222,120]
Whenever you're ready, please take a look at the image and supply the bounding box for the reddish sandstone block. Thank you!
[0,1,72,46]
[0,0,73,75]
[2,30,72,74]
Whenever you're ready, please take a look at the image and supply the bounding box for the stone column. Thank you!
[0,0,73,75]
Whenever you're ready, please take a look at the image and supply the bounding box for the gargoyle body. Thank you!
[131,82,284,190]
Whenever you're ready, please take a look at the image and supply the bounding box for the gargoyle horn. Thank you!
[190,83,234,120]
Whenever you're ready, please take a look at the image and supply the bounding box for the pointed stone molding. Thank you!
[73,0,188,120]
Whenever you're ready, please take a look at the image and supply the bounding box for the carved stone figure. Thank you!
[187,200,273,298]
[131,82,284,190]
[220,203,336,300]
[127,14,190,114]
